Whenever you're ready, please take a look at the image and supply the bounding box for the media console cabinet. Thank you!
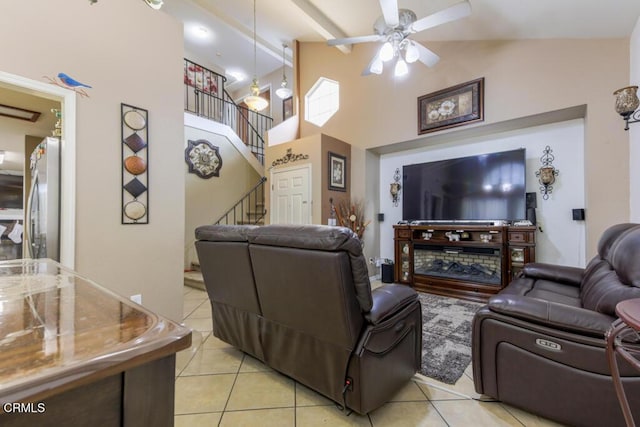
[394,223,536,302]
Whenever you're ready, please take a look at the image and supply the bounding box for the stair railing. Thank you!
[184,58,272,165]
[215,177,267,225]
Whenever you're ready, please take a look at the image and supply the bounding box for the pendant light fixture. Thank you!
[275,44,293,99]
[244,0,269,112]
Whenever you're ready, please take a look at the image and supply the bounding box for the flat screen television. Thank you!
[402,149,526,222]
[0,174,24,209]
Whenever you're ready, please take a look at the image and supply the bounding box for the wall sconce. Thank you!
[390,168,401,207]
[535,146,559,200]
[614,85,640,130]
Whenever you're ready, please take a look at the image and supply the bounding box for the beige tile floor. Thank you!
[176,286,567,427]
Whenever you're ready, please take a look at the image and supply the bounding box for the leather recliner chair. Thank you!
[195,224,422,414]
[472,223,640,427]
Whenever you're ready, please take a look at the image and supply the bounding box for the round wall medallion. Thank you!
[123,110,146,131]
[124,155,147,175]
[123,200,147,220]
[185,139,222,179]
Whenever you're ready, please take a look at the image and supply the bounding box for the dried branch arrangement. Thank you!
[334,199,371,240]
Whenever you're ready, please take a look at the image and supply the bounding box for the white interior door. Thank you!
[270,164,311,225]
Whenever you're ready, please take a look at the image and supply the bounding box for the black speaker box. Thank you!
[381,263,394,283]
[572,208,585,221]
[526,207,537,225]
[526,192,537,209]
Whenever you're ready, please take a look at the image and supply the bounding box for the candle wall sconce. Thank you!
[613,85,640,130]
[535,145,559,200]
[390,168,401,207]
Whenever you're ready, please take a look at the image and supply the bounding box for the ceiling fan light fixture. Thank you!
[143,0,163,10]
[394,57,408,77]
[404,42,419,64]
[370,56,384,75]
[380,42,394,62]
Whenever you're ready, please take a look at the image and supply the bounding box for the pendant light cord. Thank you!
[253,0,257,81]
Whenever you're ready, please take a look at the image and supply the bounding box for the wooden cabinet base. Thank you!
[412,276,500,303]
[0,355,177,427]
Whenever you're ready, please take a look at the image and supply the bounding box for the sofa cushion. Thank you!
[195,224,258,242]
[499,277,582,307]
[247,225,373,312]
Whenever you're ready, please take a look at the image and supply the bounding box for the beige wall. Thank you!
[298,39,631,255]
[0,0,185,321]
[630,17,640,221]
[184,126,261,266]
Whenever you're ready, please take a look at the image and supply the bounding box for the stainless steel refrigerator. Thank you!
[26,137,60,260]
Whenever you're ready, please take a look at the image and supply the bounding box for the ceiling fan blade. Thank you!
[327,34,383,46]
[411,1,472,33]
[379,0,399,27]
[415,43,440,67]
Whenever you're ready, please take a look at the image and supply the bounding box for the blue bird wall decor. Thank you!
[57,73,92,89]
[43,73,92,98]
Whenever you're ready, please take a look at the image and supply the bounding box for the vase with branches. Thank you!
[334,199,371,240]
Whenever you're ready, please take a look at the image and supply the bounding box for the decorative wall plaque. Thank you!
[185,139,222,179]
[271,148,309,167]
[121,103,149,224]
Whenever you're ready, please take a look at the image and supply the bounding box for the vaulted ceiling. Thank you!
[164,0,640,90]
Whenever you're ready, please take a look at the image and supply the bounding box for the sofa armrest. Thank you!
[522,262,584,287]
[488,295,614,337]
[365,284,418,325]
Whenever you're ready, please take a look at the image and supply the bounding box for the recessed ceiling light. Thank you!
[228,71,246,83]
[196,26,209,38]
[187,24,212,41]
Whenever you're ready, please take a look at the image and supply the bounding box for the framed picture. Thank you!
[418,77,484,135]
[283,96,293,120]
[328,152,347,191]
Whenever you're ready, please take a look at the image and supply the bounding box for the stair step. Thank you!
[246,211,267,217]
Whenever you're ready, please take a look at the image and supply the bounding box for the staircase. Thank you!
[184,60,270,290]
[183,58,272,165]
[214,176,267,226]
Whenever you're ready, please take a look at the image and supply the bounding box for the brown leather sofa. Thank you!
[195,224,422,414]
[472,223,640,427]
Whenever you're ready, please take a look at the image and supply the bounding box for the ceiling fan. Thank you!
[327,0,471,76]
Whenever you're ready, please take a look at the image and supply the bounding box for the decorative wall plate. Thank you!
[124,155,147,175]
[185,139,222,179]
[123,200,147,221]
[123,110,146,131]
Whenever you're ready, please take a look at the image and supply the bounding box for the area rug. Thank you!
[418,292,484,385]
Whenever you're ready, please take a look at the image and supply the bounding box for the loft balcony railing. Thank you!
[183,58,271,165]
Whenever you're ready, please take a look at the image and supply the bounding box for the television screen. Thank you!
[0,174,24,209]
[402,149,526,222]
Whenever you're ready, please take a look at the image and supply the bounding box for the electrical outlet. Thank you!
[130,294,142,305]
[368,257,374,265]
